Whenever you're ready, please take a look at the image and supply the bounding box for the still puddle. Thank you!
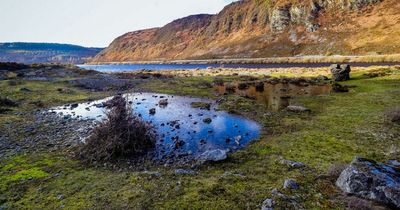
[50,93,261,160]
[215,81,332,111]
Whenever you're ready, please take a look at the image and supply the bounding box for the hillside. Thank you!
[92,0,400,62]
[0,43,103,64]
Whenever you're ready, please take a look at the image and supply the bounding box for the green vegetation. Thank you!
[0,79,108,124]
[0,67,399,209]
[190,102,211,110]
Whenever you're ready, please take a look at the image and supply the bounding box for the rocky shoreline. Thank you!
[0,109,95,159]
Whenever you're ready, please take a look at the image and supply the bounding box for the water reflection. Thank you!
[215,81,332,111]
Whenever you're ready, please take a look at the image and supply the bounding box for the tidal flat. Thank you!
[0,64,399,209]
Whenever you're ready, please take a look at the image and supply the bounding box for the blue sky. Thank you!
[0,0,237,47]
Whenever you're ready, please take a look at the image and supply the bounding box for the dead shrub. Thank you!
[385,107,400,124]
[77,95,156,163]
[238,82,250,90]
[225,83,236,93]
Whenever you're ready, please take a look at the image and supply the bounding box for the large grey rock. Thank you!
[331,64,351,81]
[199,149,227,162]
[336,157,400,208]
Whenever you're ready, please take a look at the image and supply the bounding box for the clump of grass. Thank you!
[198,80,212,88]
[238,82,250,90]
[225,83,236,93]
[0,97,18,107]
[213,77,225,86]
[191,102,211,110]
[384,107,400,124]
[77,95,156,163]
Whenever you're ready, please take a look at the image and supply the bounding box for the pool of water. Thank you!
[215,81,332,111]
[50,93,261,160]
[78,62,400,72]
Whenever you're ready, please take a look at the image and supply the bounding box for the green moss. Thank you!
[9,168,49,181]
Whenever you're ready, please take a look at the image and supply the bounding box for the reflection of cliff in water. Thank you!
[215,81,332,111]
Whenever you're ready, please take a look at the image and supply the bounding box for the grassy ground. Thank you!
[0,79,109,124]
[0,67,399,209]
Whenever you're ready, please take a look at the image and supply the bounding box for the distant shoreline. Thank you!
[87,54,400,65]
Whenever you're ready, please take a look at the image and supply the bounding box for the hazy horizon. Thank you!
[0,0,236,48]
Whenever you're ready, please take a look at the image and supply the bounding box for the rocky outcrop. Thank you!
[271,5,291,31]
[336,157,400,208]
[92,0,394,62]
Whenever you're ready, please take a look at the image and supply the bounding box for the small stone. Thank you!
[149,108,156,115]
[280,159,306,169]
[159,99,168,107]
[203,118,212,124]
[20,87,32,92]
[283,179,300,190]
[286,105,310,113]
[261,198,274,210]
[70,103,79,109]
[175,169,196,175]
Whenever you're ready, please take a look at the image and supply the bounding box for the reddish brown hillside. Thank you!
[93,0,400,62]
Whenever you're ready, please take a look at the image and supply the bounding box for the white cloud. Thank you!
[0,0,236,47]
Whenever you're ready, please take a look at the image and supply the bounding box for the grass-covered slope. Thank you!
[0,43,103,64]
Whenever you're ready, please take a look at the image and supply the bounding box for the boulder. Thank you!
[199,149,227,162]
[331,64,351,81]
[336,157,400,208]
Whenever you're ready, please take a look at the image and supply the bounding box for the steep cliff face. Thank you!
[93,0,400,62]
